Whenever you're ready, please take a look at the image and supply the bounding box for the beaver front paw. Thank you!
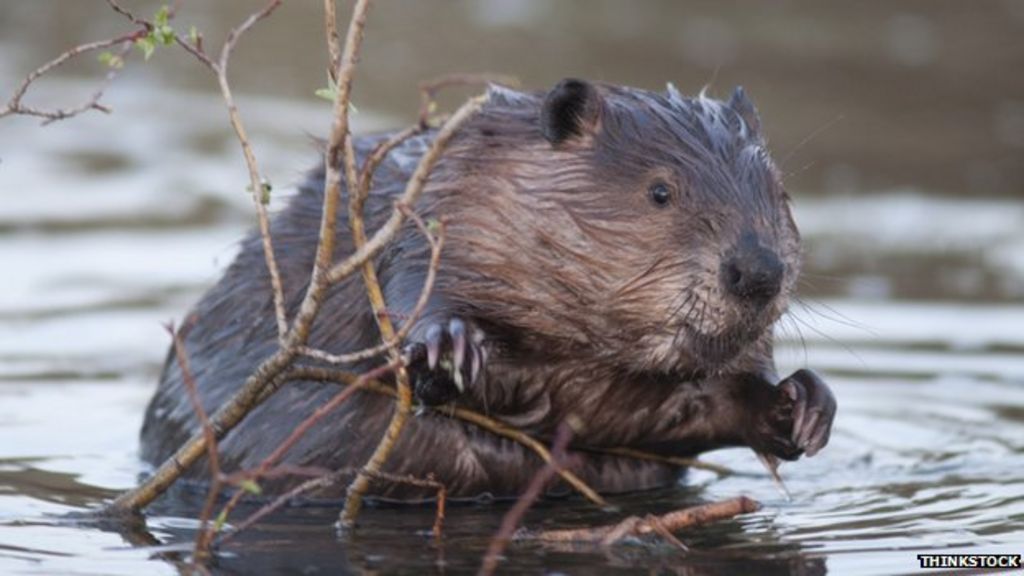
[751,369,836,461]
[780,369,836,457]
[404,318,486,406]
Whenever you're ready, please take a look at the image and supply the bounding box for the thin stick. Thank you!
[447,404,607,508]
[165,324,221,560]
[107,0,290,339]
[644,513,690,551]
[217,467,446,545]
[478,422,574,576]
[598,446,735,476]
[311,0,390,528]
[220,471,349,545]
[0,30,145,123]
[535,496,761,544]
[106,1,302,513]
[215,0,289,340]
[280,366,608,508]
[324,94,486,285]
[108,351,296,512]
[417,73,518,127]
[199,361,396,546]
[359,125,424,188]
[298,204,445,365]
[339,97,483,525]
[323,0,342,85]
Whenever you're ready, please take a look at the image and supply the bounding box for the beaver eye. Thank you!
[648,183,671,206]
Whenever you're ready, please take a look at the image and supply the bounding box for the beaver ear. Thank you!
[728,86,762,137]
[540,78,602,144]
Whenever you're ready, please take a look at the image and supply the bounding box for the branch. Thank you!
[105,3,488,515]
[195,361,395,548]
[0,30,144,124]
[598,446,736,476]
[279,366,608,508]
[478,421,575,576]
[322,0,342,85]
[217,468,446,546]
[338,38,491,530]
[533,496,761,545]
[104,0,289,339]
[214,0,289,340]
[324,93,485,285]
[299,204,444,364]
[106,2,302,513]
[417,72,518,127]
[166,324,221,561]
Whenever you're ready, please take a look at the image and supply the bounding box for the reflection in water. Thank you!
[1,1,1023,575]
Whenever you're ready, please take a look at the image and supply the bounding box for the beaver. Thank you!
[140,79,836,501]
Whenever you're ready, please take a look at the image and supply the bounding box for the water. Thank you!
[1,1,1023,574]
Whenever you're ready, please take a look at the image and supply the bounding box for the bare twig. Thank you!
[535,496,761,544]
[308,0,392,528]
[325,93,485,285]
[644,514,690,551]
[417,73,518,127]
[359,125,424,187]
[599,446,735,476]
[217,468,446,546]
[108,351,299,511]
[0,30,144,124]
[106,1,303,513]
[478,421,575,576]
[339,99,484,525]
[215,0,289,340]
[323,0,342,85]
[279,366,608,508]
[445,401,607,508]
[106,4,487,515]
[104,0,290,339]
[165,323,221,561]
[197,361,397,548]
[299,204,445,365]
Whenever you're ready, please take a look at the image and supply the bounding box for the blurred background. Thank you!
[0,1,1022,575]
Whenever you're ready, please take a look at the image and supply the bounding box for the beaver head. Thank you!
[436,79,800,375]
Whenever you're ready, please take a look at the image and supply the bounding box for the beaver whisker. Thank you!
[787,300,866,364]
[661,281,701,334]
[611,256,665,298]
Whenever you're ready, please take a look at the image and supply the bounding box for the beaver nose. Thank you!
[721,237,784,303]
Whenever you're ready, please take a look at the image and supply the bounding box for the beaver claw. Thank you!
[778,369,836,457]
[778,368,835,455]
[404,318,486,406]
[750,369,835,461]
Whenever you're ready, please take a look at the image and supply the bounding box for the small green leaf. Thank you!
[189,25,199,45]
[136,36,156,60]
[240,479,262,495]
[248,179,273,204]
[426,218,442,233]
[97,51,123,69]
[314,87,336,102]
[157,24,175,46]
[154,5,170,27]
[213,509,228,532]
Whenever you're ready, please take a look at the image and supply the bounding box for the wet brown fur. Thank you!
[141,82,805,500]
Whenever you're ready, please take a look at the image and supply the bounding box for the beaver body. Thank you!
[140,80,836,500]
